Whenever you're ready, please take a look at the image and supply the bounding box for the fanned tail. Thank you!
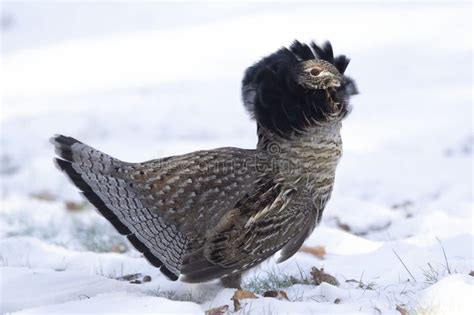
[51,135,184,280]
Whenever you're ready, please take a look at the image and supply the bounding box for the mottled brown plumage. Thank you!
[51,40,357,288]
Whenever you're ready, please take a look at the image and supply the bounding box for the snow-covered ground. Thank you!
[1,2,472,314]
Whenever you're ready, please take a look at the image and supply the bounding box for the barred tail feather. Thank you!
[51,135,182,280]
[54,158,132,235]
[52,136,130,231]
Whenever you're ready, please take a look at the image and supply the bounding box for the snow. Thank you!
[416,275,474,315]
[1,1,473,314]
[12,290,203,314]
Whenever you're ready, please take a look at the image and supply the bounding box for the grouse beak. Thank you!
[328,76,342,88]
[328,80,341,88]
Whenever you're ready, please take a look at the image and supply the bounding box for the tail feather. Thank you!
[181,255,231,283]
[54,157,131,235]
[51,135,183,280]
[51,135,80,162]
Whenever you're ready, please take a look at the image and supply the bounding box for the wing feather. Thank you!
[181,177,315,283]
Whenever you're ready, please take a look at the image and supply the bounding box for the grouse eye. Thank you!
[309,68,321,77]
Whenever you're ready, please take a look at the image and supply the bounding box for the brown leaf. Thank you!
[233,299,241,312]
[334,217,351,232]
[469,271,474,277]
[232,290,258,300]
[231,290,258,311]
[110,244,127,253]
[396,305,408,315]
[278,290,289,300]
[263,291,278,298]
[262,290,289,300]
[338,222,351,232]
[310,267,339,287]
[205,305,229,315]
[30,191,56,201]
[299,245,326,259]
[334,298,341,304]
[65,200,88,211]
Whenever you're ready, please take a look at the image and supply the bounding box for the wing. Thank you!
[277,188,331,263]
[51,135,256,280]
[127,147,256,236]
[181,176,316,283]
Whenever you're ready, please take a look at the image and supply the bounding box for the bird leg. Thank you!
[220,273,242,289]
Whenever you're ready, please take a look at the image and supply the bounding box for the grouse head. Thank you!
[242,40,358,138]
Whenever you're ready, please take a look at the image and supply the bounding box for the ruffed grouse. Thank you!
[51,40,357,289]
